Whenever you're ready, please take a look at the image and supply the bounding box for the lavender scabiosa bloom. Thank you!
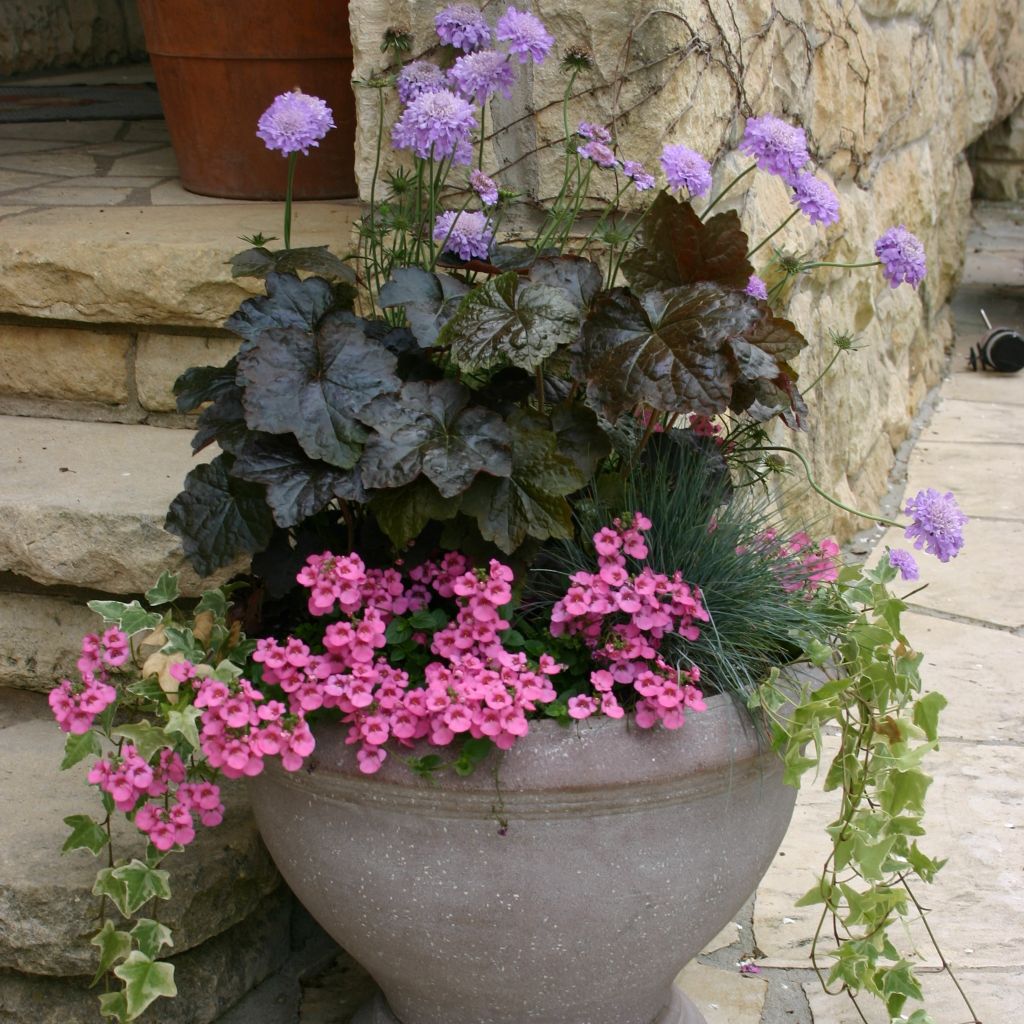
[903,488,967,562]
[791,172,840,226]
[435,4,492,51]
[623,160,656,192]
[496,6,555,64]
[396,60,448,105]
[887,548,920,582]
[449,49,517,105]
[745,274,768,301]
[875,226,927,289]
[392,89,477,161]
[578,122,612,144]
[578,140,618,168]
[660,143,712,197]
[433,209,495,261]
[470,168,499,206]
[256,90,334,156]
[739,115,809,183]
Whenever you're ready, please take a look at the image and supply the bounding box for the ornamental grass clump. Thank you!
[50,5,972,1023]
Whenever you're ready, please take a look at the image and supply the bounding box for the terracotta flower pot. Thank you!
[137,0,357,200]
[248,694,795,1024]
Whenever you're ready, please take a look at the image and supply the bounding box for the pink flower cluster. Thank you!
[48,628,127,734]
[551,514,709,730]
[743,530,840,594]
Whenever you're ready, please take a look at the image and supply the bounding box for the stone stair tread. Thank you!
[0,686,279,977]
[0,414,232,595]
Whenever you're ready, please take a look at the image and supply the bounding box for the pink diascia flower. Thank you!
[257,90,334,156]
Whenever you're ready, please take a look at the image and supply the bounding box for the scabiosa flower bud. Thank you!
[887,548,920,581]
[739,114,809,184]
[392,89,477,162]
[470,168,499,206]
[623,160,656,192]
[578,139,618,168]
[435,4,492,51]
[496,6,555,64]
[433,209,495,261]
[561,46,593,73]
[903,488,967,562]
[256,89,335,157]
[660,143,712,197]
[874,225,927,289]
[790,171,840,226]
[745,274,769,301]
[578,122,612,144]
[396,60,448,106]
[449,49,517,105]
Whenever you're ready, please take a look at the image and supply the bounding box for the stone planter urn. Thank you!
[248,693,796,1024]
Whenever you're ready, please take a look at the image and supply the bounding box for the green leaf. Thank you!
[98,990,130,1021]
[440,271,582,373]
[385,617,413,645]
[61,729,102,770]
[62,814,109,856]
[378,266,471,347]
[164,706,203,752]
[111,860,172,915]
[87,600,162,636]
[90,920,132,984]
[912,691,947,743]
[111,722,172,762]
[144,572,180,607]
[884,769,932,815]
[165,453,275,577]
[194,589,229,619]
[130,919,174,959]
[113,951,177,1019]
[369,477,462,549]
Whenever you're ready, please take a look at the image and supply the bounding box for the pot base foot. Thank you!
[352,987,708,1024]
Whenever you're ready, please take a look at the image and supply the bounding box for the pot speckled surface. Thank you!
[248,694,795,1024]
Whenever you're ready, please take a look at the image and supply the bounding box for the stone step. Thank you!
[0,687,282,1015]
[0,414,230,596]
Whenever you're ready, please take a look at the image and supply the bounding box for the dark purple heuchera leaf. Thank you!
[461,408,586,553]
[548,402,611,480]
[236,311,401,470]
[360,379,512,498]
[191,388,248,455]
[438,271,582,373]
[230,246,356,285]
[232,435,365,528]
[526,255,602,311]
[621,192,753,293]
[576,282,762,420]
[225,272,335,343]
[368,477,462,549]
[174,358,238,414]
[378,267,471,348]
[165,454,274,577]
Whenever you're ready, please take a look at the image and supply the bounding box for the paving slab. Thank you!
[674,961,768,1024]
[918,396,1024,444]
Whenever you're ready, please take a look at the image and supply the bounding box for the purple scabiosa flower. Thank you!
[449,49,517,105]
[435,4,492,51]
[496,6,555,64]
[875,226,927,289]
[392,89,477,161]
[745,274,768,301]
[256,90,334,156]
[470,168,499,206]
[887,548,920,582]
[578,139,618,168]
[791,172,840,226]
[623,160,656,192]
[578,122,612,144]
[396,60,448,106]
[433,209,495,261]
[903,488,967,562]
[739,115,809,184]
[660,143,712,197]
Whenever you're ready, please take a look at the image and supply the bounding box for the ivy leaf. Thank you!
[621,191,752,292]
[144,572,180,607]
[912,691,947,743]
[165,453,274,577]
[62,814,110,856]
[236,310,400,469]
[225,271,334,343]
[461,408,585,553]
[526,255,602,310]
[130,919,174,960]
[98,990,130,1022]
[368,477,461,549]
[86,600,162,636]
[164,706,203,752]
[111,860,172,915]
[378,266,471,347]
[576,283,761,421]
[360,380,512,498]
[232,435,365,528]
[173,358,238,415]
[111,722,172,762]
[884,769,932,815]
[90,920,132,984]
[61,730,102,770]
[113,952,177,1019]
[440,271,582,373]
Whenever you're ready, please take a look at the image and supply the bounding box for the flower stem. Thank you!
[701,162,756,219]
[283,153,298,250]
[801,259,882,271]
[801,348,842,396]
[479,105,487,171]
[748,208,799,258]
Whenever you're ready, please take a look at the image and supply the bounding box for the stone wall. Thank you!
[0,0,145,77]
[349,0,1024,531]
[972,98,1024,199]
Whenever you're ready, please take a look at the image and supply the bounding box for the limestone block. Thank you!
[135,333,240,413]
[0,689,280,976]
[0,590,100,694]
[973,159,1024,201]
[0,415,240,596]
[0,324,130,405]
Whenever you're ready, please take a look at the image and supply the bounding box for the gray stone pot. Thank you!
[248,694,796,1024]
